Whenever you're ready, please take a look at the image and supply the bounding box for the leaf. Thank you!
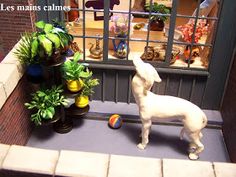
[37,91,46,97]
[38,35,53,56]
[44,24,53,33]
[35,21,46,29]
[46,107,55,119]
[73,52,81,62]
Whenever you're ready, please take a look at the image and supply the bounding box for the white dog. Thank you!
[131,58,207,160]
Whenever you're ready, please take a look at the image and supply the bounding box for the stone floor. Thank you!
[27,101,230,162]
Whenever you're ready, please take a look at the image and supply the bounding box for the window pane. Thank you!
[84,11,104,36]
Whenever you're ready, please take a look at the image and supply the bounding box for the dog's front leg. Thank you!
[137,119,152,150]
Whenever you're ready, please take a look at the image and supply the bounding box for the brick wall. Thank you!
[0,76,33,145]
[0,0,36,62]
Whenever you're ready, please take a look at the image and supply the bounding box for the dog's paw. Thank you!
[188,143,197,153]
[188,153,199,160]
[137,143,146,150]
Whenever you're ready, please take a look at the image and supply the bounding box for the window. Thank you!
[64,0,221,70]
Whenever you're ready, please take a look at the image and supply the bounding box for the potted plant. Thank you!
[62,52,92,92]
[75,77,99,108]
[14,33,43,82]
[34,20,74,65]
[25,85,69,126]
[145,2,170,31]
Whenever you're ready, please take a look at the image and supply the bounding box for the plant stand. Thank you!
[53,106,73,133]
[65,104,90,117]
[43,56,73,134]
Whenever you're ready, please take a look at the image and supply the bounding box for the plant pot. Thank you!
[31,107,60,126]
[43,50,64,66]
[150,19,165,31]
[26,64,43,83]
[75,95,89,108]
[66,79,84,92]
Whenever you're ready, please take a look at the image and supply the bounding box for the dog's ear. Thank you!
[147,63,162,83]
[153,70,162,83]
[133,58,144,68]
[133,58,148,81]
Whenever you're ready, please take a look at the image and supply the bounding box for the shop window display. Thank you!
[65,0,220,69]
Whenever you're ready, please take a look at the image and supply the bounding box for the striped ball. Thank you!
[108,114,123,129]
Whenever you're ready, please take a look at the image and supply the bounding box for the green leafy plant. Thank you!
[15,19,73,64]
[33,20,73,58]
[25,85,69,125]
[62,52,92,81]
[81,78,99,96]
[145,3,170,22]
[14,33,39,65]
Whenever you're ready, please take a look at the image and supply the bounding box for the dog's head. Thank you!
[132,58,162,95]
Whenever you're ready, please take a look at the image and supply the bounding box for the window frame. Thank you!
[66,0,222,73]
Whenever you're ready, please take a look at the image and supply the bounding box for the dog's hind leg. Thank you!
[137,119,152,150]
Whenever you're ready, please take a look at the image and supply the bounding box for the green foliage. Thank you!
[34,20,73,58]
[62,52,92,81]
[145,3,170,21]
[52,19,67,32]
[15,19,73,64]
[81,78,99,96]
[25,85,69,126]
[14,33,38,65]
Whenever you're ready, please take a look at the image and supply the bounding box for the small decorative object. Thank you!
[25,85,69,126]
[112,38,128,59]
[75,77,99,108]
[67,0,79,22]
[89,36,103,59]
[70,41,83,53]
[184,45,200,64]
[132,57,207,160]
[85,0,120,20]
[140,45,180,64]
[108,114,123,129]
[133,23,145,30]
[62,52,92,93]
[177,19,209,43]
[110,14,133,59]
[144,3,170,31]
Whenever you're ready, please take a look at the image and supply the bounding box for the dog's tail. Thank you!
[202,113,208,129]
[179,128,185,140]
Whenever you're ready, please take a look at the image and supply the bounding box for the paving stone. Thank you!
[0,64,21,97]
[2,42,25,77]
[214,162,236,177]
[55,150,109,177]
[163,159,215,177]
[0,144,10,168]
[2,145,59,176]
[0,83,7,109]
[108,155,162,177]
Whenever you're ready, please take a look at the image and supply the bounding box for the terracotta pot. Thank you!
[75,95,89,108]
[66,79,84,92]
[150,19,165,31]
[68,0,79,22]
